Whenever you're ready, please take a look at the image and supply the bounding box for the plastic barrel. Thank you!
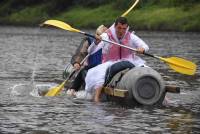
[116,67,165,105]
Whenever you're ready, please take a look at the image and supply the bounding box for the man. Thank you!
[85,17,149,102]
[66,25,107,96]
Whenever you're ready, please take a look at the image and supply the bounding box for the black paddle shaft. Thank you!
[84,33,95,38]
[144,52,155,58]
[67,70,76,80]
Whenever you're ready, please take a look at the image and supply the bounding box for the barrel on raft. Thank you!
[102,67,180,107]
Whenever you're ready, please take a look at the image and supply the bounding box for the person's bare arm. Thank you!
[94,86,103,103]
[71,39,90,69]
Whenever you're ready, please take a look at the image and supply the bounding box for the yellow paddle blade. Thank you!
[43,20,81,33]
[45,80,67,96]
[121,0,140,17]
[158,56,197,75]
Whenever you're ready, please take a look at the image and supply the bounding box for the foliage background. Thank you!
[0,0,199,31]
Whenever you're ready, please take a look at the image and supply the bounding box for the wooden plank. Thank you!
[103,85,180,98]
[165,85,180,93]
[103,87,128,98]
[103,87,114,96]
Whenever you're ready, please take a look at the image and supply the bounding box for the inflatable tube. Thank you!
[114,67,165,105]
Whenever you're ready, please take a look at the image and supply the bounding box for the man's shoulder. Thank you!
[131,31,135,34]
[130,32,139,38]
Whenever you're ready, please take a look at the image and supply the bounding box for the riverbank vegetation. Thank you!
[0,0,199,31]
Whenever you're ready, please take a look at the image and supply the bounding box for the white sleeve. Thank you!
[88,33,111,55]
[130,33,149,52]
[87,42,97,54]
[100,33,111,54]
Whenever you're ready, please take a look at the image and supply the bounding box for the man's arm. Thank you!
[71,38,90,69]
[130,33,149,53]
[94,86,103,103]
[88,33,110,55]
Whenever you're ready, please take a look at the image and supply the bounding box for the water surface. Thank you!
[0,26,199,134]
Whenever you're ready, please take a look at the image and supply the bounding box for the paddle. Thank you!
[44,1,140,97]
[42,20,197,76]
[121,0,139,17]
[45,54,89,96]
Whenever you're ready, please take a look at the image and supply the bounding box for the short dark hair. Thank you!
[115,17,128,26]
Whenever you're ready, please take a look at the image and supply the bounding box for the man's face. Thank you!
[115,23,128,39]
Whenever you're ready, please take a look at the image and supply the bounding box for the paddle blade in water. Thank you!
[45,80,67,96]
[42,20,80,33]
[159,56,197,75]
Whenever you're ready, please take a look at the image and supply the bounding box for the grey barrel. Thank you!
[116,67,165,105]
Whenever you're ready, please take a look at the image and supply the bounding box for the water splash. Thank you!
[10,83,56,97]
[32,83,56,96]
[29,28,40,96]
[10,83,33,96]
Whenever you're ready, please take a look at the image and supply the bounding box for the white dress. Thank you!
[85,61,114,94]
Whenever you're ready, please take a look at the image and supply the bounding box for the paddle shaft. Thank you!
[84,32,196,74]
[45,53,89,96]
[42,19,196,75]
[121,0,140,17]
[67,54,89,80]
[84,32,158,58]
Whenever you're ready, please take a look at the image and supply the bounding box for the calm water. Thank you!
[0,26,199,134]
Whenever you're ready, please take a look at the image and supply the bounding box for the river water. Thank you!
[0,26,199,134]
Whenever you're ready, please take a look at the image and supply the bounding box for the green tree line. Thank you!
[0,0,200,31]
